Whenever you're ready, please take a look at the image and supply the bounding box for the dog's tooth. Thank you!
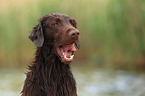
[64,55,66,59]
[71,55,74,59]
[63,53,74,61]
[63,52,65,56]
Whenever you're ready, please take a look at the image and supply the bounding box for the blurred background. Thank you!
[0,0,145,96]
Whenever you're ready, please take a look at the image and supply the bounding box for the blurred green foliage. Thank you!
[0,0,145,70]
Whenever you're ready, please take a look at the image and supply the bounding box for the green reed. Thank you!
[0,0,145,70]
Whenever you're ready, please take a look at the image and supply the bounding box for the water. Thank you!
[0,68,145,96]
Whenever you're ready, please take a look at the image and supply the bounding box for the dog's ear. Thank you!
[29,21,44,47]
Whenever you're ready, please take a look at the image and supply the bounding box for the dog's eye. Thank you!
[53,18,61,26]
[54,22,59,26]
[70,19,77,28]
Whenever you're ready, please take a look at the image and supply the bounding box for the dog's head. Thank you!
[29,13,80,64]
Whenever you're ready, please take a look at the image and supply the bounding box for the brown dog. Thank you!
[21,13,80,96]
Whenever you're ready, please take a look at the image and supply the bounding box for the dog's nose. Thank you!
[69,30,80,39]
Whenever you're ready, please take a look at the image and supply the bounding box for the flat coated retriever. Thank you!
[21,13,80,96]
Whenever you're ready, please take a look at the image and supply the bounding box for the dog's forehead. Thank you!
[50,13,72,20]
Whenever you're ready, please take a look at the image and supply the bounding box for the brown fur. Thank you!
[21,13,79,96]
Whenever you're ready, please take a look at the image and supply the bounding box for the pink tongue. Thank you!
[62,43,76,52]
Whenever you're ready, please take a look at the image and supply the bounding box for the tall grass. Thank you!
[0,0,145,70]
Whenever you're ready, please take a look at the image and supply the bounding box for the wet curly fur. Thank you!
[21,13,79,96]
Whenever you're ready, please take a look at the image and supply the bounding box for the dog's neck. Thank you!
[23,44,77,96]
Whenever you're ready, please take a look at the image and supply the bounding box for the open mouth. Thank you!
[56,43,76,63]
